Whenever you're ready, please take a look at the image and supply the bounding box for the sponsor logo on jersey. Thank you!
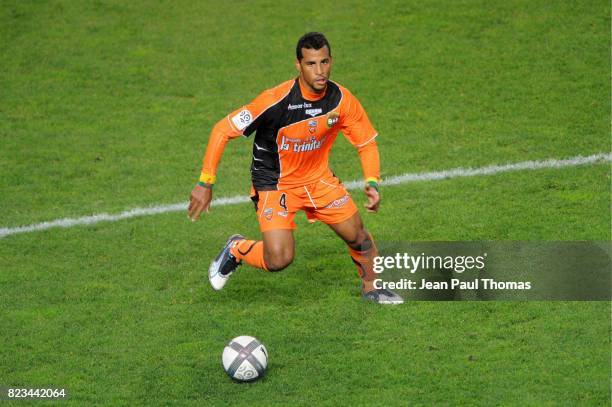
[305,108,323,117]
[288,102,313,111]
[326,111,339,128]
[324,194,350,209]
[231,109,253,131]
[280,135,328,153]
[277,211,288,218]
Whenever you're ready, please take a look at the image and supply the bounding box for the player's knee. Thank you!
[348,229,372,251]
[264,250,293,272]
[265,257,293,272]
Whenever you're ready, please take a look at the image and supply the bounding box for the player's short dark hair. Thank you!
[296,32,331,60]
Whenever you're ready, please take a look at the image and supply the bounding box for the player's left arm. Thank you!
[339,90,381,213]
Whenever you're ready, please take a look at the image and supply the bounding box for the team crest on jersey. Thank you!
[326,111,339,128]
[263,208,273,221]
[308,119,317,134]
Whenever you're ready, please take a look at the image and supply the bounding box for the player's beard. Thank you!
[312,77,327,92]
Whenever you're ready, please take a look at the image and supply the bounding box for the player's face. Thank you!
[295,46,332,93]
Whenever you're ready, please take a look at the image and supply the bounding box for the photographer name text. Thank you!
[374,278,531,291]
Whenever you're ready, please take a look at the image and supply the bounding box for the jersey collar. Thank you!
[298,77,327,101]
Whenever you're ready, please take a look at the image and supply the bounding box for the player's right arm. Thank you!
[188,110,250,221]
[188,82,292,221]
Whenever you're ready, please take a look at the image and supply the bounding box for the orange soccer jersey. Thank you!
[201,78,380,190]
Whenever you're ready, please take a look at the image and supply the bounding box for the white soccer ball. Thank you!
[222,335,268,382]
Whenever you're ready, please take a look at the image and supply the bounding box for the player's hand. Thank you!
[188,184,213,222]
[364,185,380,213]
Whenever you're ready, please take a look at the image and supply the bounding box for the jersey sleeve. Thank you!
[225,87,283,137]
[200,83,290,183]
[338,88,380,182]
[339,89,378,147]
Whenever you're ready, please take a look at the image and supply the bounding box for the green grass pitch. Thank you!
[0,0,610,405]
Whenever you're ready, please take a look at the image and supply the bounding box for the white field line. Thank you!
[1,153,610,239]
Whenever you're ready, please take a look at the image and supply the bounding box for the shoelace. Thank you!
[220,254,241,275]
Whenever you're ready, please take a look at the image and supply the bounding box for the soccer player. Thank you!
[188,32,403,304]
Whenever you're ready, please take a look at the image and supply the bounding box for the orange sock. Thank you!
[230,239,268,271]
[349,233,378,290]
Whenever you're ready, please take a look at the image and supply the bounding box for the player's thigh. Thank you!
[309,176,359,231]
[262,229,295,269]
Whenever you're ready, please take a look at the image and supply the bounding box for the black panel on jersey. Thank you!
[248,79,343,191]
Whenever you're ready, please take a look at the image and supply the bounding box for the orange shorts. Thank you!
[250,175,358,232]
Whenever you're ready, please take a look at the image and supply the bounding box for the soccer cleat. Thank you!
[362,288,404,305]
[209,234,245,291]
